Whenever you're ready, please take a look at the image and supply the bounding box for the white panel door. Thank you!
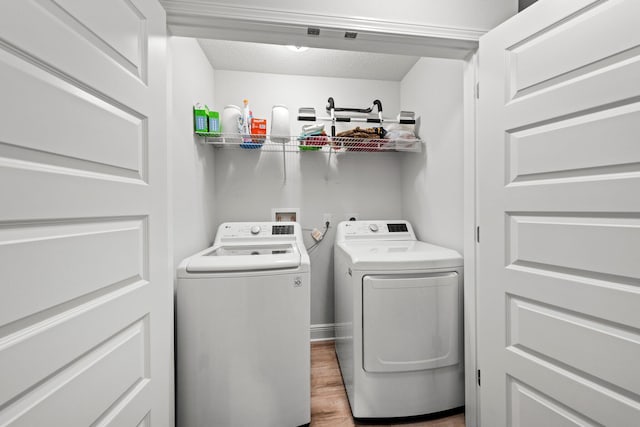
[477,0,640,426]
[0,1,171,426]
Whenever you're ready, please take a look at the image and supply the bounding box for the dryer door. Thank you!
[362,272,461,373]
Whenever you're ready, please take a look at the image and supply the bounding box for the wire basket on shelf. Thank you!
[298,135,330,151]
[335,137,391,152]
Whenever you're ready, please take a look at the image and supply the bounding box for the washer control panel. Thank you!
[272,225,294,235]
[217,222,297,239]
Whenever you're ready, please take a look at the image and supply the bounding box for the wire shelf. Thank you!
[197,134,422,153]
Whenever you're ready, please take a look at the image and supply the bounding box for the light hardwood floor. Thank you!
[310,341,465,427]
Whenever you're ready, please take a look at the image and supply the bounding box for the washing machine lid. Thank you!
[185,243,301,272]
[339,240,462,270]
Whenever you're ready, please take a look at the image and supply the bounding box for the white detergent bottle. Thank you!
[241,98,251,142]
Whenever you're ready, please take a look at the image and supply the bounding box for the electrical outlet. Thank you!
[322,213,333,225]
[345,212,359,221]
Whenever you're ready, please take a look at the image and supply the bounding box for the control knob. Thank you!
[250,225,261,235]
[369,223,379,232]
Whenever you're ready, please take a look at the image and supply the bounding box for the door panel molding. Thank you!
[506,348,640,425]
[0,217,147,326]
[0,281,151,406]
[45,0,149,82]
[507,214,640,279]
[507,102,640,183]
[506,0,639,99]
[0,318,149,426]
[508,377,601,427]
[508,296,640,396]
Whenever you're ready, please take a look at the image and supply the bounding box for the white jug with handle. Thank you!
[221,105,242,143]
[270,105,290,143]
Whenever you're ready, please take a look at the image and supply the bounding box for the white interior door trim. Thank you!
[160,0,480,58]
[463,50,480,427]
[161,0,484,39]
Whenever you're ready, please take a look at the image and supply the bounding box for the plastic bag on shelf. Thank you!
[384,122,416,140]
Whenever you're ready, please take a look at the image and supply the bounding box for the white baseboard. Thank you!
[310,323,335,342]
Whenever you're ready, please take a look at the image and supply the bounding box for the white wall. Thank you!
[168,37,218,271]
[400,57,465,254]
[213,70,403,327]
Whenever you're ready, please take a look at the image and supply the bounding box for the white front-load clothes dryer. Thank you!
[334,220,464,419]
[177,222,310,427]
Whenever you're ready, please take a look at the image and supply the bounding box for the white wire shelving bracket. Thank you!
[197,135,422,153]
[197,134,423,183]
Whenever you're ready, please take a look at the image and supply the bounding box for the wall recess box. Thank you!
[272,208,300,223]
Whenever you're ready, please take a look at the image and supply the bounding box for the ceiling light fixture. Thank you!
[286,45,309,53]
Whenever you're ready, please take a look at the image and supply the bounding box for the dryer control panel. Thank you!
[336,220,416,241]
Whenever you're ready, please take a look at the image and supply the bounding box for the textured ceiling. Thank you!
[197,39,420,81]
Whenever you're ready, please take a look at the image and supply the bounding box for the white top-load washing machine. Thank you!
[177,222,310,427]
[334,220,463,419]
